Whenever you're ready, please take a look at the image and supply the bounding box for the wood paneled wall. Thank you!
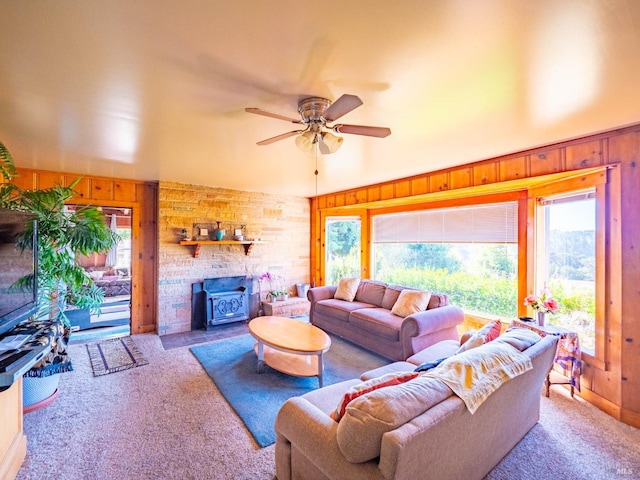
[6,168,158,334]
[310,123,640,428]
[315,138,606,211]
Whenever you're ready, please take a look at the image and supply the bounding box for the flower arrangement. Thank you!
[259,271,288,301]
[524,288,559,314]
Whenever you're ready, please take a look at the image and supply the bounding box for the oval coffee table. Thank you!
[248,316,331,387]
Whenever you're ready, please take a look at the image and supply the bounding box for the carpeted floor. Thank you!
[190,333,388,447]
[15,333,640,480]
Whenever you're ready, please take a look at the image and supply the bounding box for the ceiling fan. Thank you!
[245,94,391,154]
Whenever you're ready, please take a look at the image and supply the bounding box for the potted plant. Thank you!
[278,289,289,301]
[1,140,118,407]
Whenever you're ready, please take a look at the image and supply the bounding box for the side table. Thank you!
[511,318,582,397]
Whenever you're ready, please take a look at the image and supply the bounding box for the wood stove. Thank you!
[191,276,257,330]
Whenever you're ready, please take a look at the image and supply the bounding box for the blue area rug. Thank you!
[190,333,389,447]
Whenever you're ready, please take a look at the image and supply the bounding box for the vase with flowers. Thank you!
[524,288,559,326]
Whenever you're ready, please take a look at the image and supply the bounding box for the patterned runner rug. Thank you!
[86,336,148,376]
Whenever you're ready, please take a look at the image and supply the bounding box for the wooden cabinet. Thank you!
[0,379,26,480]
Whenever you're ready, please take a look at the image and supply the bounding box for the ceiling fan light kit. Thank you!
[245,94,390,154]
[320,131,343,154]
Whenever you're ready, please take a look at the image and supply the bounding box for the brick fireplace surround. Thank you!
[157,181,310,336]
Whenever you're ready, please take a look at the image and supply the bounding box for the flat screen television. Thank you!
[0,208,38,337]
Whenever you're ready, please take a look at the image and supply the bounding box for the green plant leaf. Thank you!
[3,166,119,327]
[0,141,17,181]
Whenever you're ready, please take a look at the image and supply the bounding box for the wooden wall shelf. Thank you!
[179,240,266,257]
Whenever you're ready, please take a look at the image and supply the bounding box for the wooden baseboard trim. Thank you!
[620,407,640,429]
[575,387,622,421]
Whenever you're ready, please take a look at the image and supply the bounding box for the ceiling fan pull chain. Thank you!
[315,143,319,198]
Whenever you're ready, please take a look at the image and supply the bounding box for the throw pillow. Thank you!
[331,371,419,422]
[459,331,475,345]
[390,289,432,317]
[334,277,361,302]
[455,320,502,354]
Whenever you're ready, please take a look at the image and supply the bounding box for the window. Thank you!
[115,226,131,269]
[372,202,518,317]
[536,190,596,353]
[325,217,361,285]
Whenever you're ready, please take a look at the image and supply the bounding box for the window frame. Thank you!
[529,171,607,369]
[319,208,367,284]
[324,214,363,285]
[318,173,608,370]
[369,201,520,318]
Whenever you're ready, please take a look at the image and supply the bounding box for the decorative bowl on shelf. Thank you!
[234,235,244,241]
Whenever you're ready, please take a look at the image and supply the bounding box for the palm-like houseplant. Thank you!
[1,141,118,325]
[1,140,119,406]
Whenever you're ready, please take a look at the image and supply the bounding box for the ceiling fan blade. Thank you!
[322,94,363,122]
[333,124,391,138]
[256,130,304,145]
[245,107,303,124]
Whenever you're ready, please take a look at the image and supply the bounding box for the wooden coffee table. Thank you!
[248,316,331,387]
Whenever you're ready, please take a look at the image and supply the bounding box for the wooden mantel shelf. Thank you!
[179,240,266,257]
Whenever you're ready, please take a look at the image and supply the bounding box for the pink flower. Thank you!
[524,289,560,314]
[524,295,538,307]
[543,298,559,313]
[259,272,272,281]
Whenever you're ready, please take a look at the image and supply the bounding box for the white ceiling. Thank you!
[1,1,640,197]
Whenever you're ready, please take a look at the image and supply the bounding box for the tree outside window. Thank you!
[325,217,361,285]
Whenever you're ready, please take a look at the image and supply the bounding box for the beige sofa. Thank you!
[308,280,464,361]
[275,332,558,480]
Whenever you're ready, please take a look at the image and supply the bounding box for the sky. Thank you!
[548,199,595,232]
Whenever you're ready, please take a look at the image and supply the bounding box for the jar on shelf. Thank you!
[214,221,225,241]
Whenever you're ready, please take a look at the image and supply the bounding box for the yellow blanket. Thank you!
[423,342,533,414]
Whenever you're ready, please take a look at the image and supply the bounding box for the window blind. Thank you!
[372,202,518,244]
[538,189,595,206]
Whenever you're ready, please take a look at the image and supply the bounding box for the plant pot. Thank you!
[296,283,310,298]
[277,294,288,301]
[23,373,61,412]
